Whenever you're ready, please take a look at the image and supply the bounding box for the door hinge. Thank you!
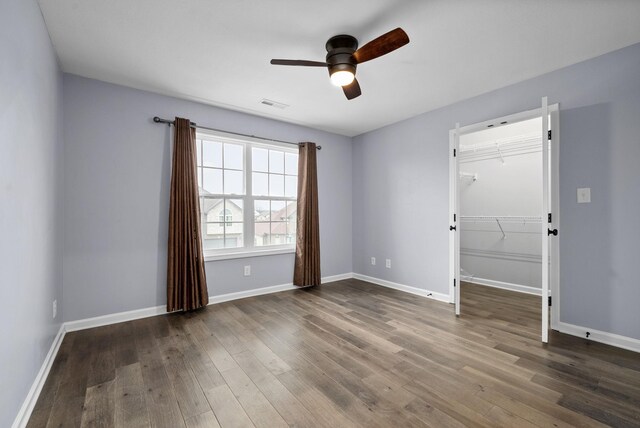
[548,296,552,306]
[454,279,457,288]
[453,148,457,157]
[454,213,457,222]
[548,130,552,140]
[548,213,552,223]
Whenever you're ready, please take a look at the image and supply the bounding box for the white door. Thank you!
[449,124,461,315]
[541,97,551,342]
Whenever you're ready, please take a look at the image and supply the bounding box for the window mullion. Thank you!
[245,144,254,249]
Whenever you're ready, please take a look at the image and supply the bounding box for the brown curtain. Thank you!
[293,142,321,287]
[167,117,209,311]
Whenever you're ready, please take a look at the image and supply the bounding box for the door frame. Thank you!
[448,103,560,333]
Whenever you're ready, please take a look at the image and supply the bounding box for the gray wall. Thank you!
[0,0,64,426]
[62,75,353,322]
[353,42,640,340]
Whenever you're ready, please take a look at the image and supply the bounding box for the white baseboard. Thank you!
[463,277,542,296]
[209,272,354,304]
[556,322,640,354]
[209,283,297,304]
[353,273,450,303]
[12,324,66,428]
[322,273,354,283]
[64,305,167,332]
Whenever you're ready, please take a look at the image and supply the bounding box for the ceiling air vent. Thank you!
[260,99,289,109]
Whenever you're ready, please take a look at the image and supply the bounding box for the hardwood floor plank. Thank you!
[232,350,320,428]
[80,380,115,428]
[156,329,210,420]
[184,410,221,428]
[276,369,358,428]
[204,384,255,428]
[219,366,288,428]
[133,319,186,428]
[114,363,149,428]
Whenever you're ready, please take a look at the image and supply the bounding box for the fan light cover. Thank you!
[330,70,355,87]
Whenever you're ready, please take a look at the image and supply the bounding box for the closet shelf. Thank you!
[460,215,542,223]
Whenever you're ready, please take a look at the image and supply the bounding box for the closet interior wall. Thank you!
[459,118,543,291]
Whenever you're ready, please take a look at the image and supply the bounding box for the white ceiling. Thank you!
[38,0,640,137]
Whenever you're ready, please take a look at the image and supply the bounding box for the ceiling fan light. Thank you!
[330,70,355,87]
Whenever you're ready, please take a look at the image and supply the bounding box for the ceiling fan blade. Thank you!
[353,27,409,64]
[270,59,328,67]
[342,78,362,100]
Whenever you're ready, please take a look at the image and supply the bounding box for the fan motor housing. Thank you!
[326,35,358,78]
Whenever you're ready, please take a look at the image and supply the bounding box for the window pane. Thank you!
[223,223,243,248]
[270,222,287,245]
[254,200,270,222]
[285,153,298,175]
[202,198,224,249]
[254,222,270,247]
[196,140,202,166]
[269,174,284,196]
[204,222,224,238]
[226,199,244,220]
[285,175,297,198]
[202,234,225,250]
[197,167,202,190]
[202,197,223,225]
[202,140,222,168]
[224,169,243,195]
[202,168,222,194]
[269,150,284,173]
[252,172,268,196]
[224,143,243,170]
[225,235,241,248]
[253,148,268,172]
[287,218,296,243]
[270,200,286,222]
[286,201,297,222]
[286,202,297,243]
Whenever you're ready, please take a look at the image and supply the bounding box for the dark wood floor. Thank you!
[28,279,640,427]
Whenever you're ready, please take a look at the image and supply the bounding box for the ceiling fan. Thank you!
[270,28,410,100]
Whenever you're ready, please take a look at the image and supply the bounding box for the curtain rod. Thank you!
[153,117,321,150]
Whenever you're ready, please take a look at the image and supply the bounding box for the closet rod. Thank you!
[153,116,321,150]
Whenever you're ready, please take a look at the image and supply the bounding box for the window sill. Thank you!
[204,247,295,262]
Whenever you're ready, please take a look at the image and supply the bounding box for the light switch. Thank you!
[577,188,591,203]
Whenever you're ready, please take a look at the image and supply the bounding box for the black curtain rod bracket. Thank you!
[153,116,321,150]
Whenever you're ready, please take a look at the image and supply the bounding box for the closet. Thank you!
[459,118,543,294]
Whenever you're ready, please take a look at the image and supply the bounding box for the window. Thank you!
[196,130,298,259]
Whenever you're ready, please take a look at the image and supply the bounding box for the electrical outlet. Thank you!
[371,257,376,265]
[385,259,391,269]
[244,265,251,276]
[52,299,57,319]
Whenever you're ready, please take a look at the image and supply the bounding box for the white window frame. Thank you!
[196,129,298,261]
